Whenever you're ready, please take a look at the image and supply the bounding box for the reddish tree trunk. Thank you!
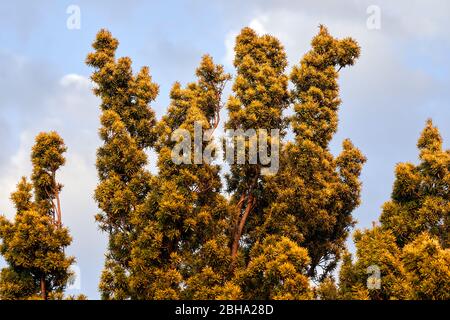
[40,275,47,300]
[55,192,62,227]
[230,194,255,265]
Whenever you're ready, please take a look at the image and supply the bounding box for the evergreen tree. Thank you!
[263,25,365,281]
[86,29,159,299]
[82,26,385,300]
[315,276,339,300]
[0,132,74,300]
[31,131,67,227]
[338,227,409,300]
[340,120,450,300]
[380,119,449,248]
[236,235,312,299]
[339,228,450,300]
[225,27,290,269]
[401,232,450,299]
[129,55,236,299]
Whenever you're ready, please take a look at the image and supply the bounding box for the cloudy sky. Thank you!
[0,0,449,299]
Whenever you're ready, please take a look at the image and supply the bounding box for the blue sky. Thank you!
[0,0,449,299]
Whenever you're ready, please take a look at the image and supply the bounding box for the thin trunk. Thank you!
[206,82,227,139]
[230,194,255,265]
[232,194,246,230]
[52,171,62,227]
[40,275,47,300]
[55,191,62,227]
[45,189,57,225]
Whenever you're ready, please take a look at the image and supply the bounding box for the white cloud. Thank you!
[248,16,268,35]
[0,131,32,219]
[60,73,91,88]
[223,16,269,69]
[224,30,238,69]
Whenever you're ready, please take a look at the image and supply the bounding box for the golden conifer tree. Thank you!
[225,27,290,269]
[340,120,450,300]
[86,29,158,299]
[129,55,237,299]
[84,26,370,300]
[0,132,74,300]
[262,26,365,282]
[381,119,449,247]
